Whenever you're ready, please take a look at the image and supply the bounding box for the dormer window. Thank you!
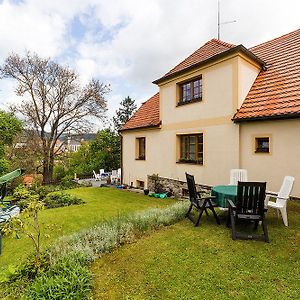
[178,76,202,105]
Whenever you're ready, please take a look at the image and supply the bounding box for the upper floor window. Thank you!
[136,137,146,160]
[178,133,203,164]
[178,76,202,105]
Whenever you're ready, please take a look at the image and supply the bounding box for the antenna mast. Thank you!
[217,0,236,40]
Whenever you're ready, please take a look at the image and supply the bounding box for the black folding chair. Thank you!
[227,181,269,242]
[185,173,220,227]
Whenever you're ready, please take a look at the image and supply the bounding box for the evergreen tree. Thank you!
[113,96,137,132]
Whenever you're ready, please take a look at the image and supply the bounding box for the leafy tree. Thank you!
[0,110,23,174]
[1,52,109,183]
[68,129,120,176]
[69,142,94,176]
[90,129,120,171]
[113,96,137,132]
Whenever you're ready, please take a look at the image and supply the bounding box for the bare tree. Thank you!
[1,52,109,183]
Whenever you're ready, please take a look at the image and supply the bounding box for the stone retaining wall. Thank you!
[147,175,212,198]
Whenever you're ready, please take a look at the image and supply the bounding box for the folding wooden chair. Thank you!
[185,173,220,227]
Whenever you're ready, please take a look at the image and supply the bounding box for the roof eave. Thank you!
[233,112,300,123]
[119,122,162,132]
[153,45,266,85]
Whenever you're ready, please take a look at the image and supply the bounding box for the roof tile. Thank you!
[234,28,300,121]
[121,93,160,131]
[161,39,236,80]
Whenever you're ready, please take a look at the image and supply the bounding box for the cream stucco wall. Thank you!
[240,119,300,197]
[237,55,261,109]
[122,51,265,193]
[122,123,240,188]
[122,53,282,196]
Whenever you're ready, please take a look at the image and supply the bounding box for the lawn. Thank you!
[91,201,300,300]
[0,187,175,275]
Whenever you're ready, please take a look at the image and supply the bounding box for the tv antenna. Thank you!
[218,0,237,40]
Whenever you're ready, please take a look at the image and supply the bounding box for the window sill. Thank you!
[177,98,202,107]
[177,160,203,165]
[135,158,146,161]
[255,150,270,154]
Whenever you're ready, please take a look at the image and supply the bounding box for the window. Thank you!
[179,133,203,164]
[255,137,270,153]
[136,180,145,189]
[179,76,202,104]
[136,137,146,160]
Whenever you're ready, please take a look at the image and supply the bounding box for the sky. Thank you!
[0,0,299,130]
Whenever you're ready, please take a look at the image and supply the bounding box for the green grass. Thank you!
[0,187,175,275]
[91,201,300,300]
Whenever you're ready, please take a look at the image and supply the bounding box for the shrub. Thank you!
[60,174,77,189]
[24,253,91,300]
[49,201,188,263]
[53,164,67,182]
[12,185,38,209]
[44,192,84,209]
[31,174,43,189]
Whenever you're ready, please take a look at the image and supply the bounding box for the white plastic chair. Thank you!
[99,169,105,176]
[266,176,295,226]
[117,168,121,180]
[111,170,118,182]
[93,170,100,181]
[229,169,248,185]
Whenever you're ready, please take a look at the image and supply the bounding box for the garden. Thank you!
[1,184,300,299]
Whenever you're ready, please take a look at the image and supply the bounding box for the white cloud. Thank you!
[1,0,300,120]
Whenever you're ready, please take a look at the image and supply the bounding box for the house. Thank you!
[58,133,97,153]
[120,29,300,197]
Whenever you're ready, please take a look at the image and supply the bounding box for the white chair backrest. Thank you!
[100,169,105,175]
[277,176,295,205]
[117,168,121,177]
[230,169,248,185]
[111,170,118,176]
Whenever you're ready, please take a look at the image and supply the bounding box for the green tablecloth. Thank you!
[212,185,237,208]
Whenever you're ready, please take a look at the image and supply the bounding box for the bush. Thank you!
[12,185,38,209]
[60,174,77,189]
[49,201,188,263]
[24,253,91,300]
[44,192,84,209]
[31,174,43,189]
[53,164,67,182]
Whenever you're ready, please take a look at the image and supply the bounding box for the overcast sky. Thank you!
[0,0,299,130]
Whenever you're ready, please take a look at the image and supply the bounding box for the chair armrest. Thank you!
[196,191,216,199]
[266,191,278,196]
[227,199,236,209]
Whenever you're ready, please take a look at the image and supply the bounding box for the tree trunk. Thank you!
[42,151,54,184]
[42,162,52,184]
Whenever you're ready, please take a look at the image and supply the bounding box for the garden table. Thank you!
[212,185,237,208]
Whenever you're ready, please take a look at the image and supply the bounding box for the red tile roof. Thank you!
[154,39,236,84]
[120,93,160,131]
[234,28,300,121]
[123,29,300,131]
